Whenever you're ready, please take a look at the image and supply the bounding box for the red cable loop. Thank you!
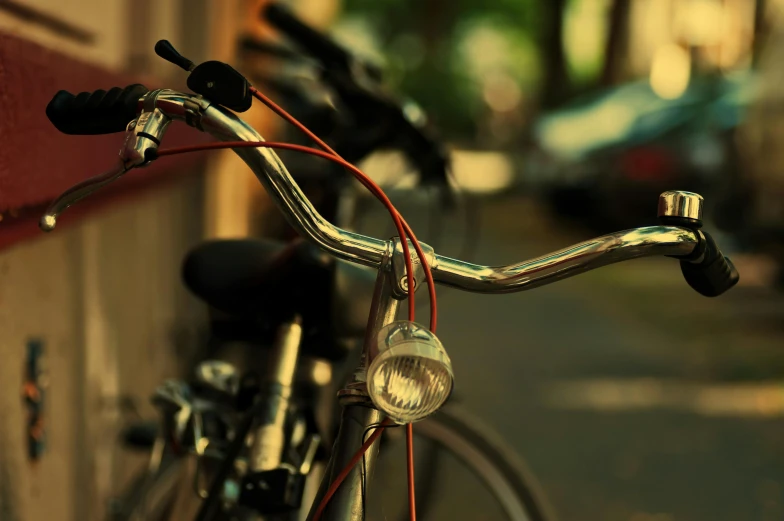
[156,141,437,333]
[250,86,436,333]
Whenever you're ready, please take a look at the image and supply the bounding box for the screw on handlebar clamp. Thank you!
[390,237,434,300]
[123,91,172,167]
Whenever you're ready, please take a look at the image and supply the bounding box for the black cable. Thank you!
[360,422,403,521]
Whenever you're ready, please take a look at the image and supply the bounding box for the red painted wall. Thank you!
[0,33,208,248]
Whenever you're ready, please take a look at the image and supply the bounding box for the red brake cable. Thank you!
[155,139,423,521]
[151,87,434,521]
[155,140,437,333]
[249,86,437,333]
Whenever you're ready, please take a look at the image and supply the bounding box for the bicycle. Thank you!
[118,7,523,519]
[41,30,739,521]
[190,7,526,519]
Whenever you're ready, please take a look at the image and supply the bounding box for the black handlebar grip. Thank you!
[46,84,149,135]
[681,231,740,297]
[263,2,351,69]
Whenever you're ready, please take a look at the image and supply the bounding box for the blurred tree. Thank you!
[337,0,626,139]
[340,0,543,139]
[752,0,768,67]
[600,0,630,86]
[539,0,570,109]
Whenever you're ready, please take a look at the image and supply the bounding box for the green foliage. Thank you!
[339,0,543,139]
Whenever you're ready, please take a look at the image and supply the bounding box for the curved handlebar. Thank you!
[193,93,391,267]
[431,226,698,293]
[147,90,703,293]
[43,89,713,294]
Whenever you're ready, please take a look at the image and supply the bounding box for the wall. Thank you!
[0,1,212,520]
[0,177,207,521]
[0,0,128,70]
[0,0,334,519]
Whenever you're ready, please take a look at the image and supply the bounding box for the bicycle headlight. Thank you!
[367,321,453,423]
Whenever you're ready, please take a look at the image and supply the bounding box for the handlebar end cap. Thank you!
[39,215,57,232]
[680,231,739,297]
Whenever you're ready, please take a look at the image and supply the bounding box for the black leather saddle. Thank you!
[182,238,374,361]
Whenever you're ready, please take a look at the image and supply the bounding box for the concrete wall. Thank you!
[0,177,207,521]
[0,0,129,70]
[0,1,303,519]
[0,0,217,518]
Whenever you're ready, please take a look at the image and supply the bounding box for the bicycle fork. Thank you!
[306,239,432,521]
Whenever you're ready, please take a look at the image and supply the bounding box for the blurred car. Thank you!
[527,72,756,232]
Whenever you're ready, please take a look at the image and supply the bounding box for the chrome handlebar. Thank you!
[42,89,705,293]
[431,226,698,293]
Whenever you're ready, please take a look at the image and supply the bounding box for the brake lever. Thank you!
[39,161,128,231]
[43,40,251,232]
[40,104,171,232]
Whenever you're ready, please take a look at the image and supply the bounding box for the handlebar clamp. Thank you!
[121,107,170,168]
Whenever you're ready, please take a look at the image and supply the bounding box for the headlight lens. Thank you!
[367,321,453,423]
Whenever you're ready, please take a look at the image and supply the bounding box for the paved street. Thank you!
[375,194,784,521]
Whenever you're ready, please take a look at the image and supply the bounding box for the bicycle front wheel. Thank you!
[376,402,555,521]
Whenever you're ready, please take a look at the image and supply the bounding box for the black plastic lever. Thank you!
[154,39,195,71]
[153,39,253,112]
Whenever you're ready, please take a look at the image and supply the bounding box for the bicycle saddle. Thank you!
[182,238,373,360]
